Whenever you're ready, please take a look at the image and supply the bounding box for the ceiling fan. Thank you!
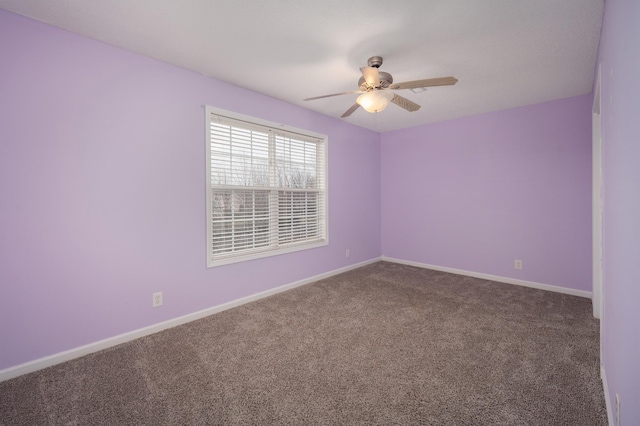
[304,56,458,118]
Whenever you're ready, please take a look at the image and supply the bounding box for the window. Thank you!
[206,106,328,267]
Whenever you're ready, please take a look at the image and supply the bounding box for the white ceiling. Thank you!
[0,0,604,132]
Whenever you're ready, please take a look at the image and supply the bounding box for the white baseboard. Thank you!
[381,256,592,298]
[601,365,613,426]
[0,257,382,383]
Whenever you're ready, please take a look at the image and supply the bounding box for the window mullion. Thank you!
[268,131,278,248]
[231,190,236,250]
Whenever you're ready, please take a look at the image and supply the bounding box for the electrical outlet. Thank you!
[616,393,620,426]
[514,259,523,270]
[152,292,163,307]
[345,249,350,258]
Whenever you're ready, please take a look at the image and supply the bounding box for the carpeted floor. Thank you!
[0,261,607,425]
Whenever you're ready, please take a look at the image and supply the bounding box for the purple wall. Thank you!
[0,10,381,371]
[598,0,640,422]
[381,95,593,291]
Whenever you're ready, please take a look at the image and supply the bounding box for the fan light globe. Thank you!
[356,90,394,113]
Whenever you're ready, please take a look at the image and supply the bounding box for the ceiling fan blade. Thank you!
[360,67,380,86]
[304,91,362,101]
[391,94,421,112]
[389,76,458,90]
[341,103,361,118]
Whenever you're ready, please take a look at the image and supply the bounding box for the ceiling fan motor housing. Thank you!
[358,71,393,91]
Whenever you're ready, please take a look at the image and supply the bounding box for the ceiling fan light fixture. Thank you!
[356,90,394,113]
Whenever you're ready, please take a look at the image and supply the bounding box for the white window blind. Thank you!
[206,106,327,267]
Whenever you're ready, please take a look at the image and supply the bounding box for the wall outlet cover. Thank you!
[152,292,163,307]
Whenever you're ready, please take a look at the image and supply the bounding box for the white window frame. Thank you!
[205,106,328,268]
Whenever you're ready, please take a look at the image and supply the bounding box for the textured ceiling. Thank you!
[0,0,604,132]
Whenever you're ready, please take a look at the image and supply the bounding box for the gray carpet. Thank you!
[0,261,607,425]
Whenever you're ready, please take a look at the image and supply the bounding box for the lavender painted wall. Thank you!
[0,10,381,371]
[381,95,593,291]
[598,0,640,422]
